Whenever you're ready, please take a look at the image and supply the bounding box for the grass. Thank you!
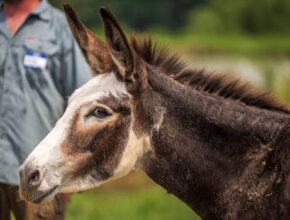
[66,172,200,220]
[67,186,200,220]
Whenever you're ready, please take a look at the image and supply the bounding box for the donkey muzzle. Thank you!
[19,161,60,203]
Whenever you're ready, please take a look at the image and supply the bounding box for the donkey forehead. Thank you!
[69,72,129,105]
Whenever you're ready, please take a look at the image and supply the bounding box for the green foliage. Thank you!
[188,0,290,34]
[67,186,200,220]
[49,0,290,34]
[187,9,224,33]
[49,0,205,31]
[150,32,290,56]
[262,62,290,104]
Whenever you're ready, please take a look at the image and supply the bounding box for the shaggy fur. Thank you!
[131,36,290,114]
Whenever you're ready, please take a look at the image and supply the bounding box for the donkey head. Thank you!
[19,5,154,203]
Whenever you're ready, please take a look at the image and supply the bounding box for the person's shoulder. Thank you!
[48,4,72,35]
[49,5,67,24]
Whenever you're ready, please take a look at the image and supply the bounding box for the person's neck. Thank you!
[3,0,40,16]
[3,0,40,36]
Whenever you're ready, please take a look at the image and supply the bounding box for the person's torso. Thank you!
[0,1,68,185]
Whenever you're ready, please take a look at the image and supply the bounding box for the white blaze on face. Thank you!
[23,72,153,195]
[24,73,128,189]
[113,128,152,178]
[59,132,152,194]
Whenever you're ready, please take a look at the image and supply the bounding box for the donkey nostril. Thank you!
[28,170,41,186]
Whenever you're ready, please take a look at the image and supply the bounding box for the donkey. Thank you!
[19,4,290,220]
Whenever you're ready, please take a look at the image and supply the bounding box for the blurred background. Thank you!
[50,0,290,219]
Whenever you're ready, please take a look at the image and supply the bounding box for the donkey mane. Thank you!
[131,36,290,114]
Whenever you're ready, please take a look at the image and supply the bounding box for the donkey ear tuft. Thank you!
[64,4,114,75]
[100,7,134,78]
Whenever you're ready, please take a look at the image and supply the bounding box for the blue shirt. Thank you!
[0,0,91,185]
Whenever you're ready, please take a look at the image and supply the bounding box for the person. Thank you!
[0,0,91,219]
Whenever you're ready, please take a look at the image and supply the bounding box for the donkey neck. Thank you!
[140,71,289,219]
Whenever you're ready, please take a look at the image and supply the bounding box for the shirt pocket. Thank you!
[23,38,60,89]
[24,37,59,67]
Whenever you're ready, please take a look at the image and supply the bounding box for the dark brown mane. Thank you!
[131,36,290,114]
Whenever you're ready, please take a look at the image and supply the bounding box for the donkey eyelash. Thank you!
[91,107,112,119]
[84,105,113,119]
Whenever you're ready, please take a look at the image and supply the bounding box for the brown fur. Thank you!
[130,36,290,114]
[139,71,290,219]
[61,96,132,181]
[64,4,114,74]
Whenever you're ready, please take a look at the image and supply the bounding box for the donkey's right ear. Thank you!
[63,4,114,75]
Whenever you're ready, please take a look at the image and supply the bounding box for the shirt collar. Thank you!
[31,0,51,21]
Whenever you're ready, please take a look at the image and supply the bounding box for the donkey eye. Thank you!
[92,107,111,119]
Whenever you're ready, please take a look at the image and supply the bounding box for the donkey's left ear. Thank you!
[100,7,135,80]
